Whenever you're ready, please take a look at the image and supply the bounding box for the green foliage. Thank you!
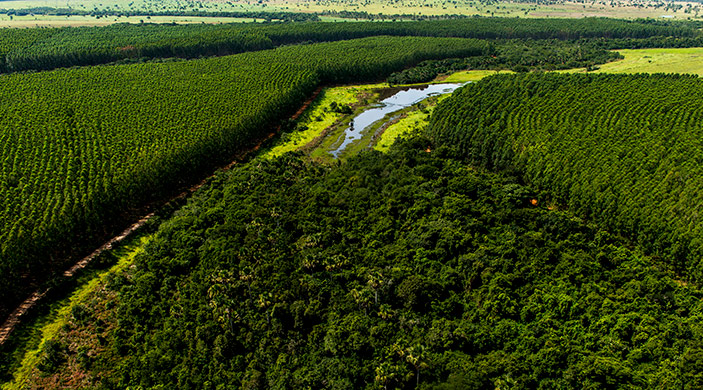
[429,72,703,281]
[388,58,468,85]
[0,35,485,320]
[3,18,703,388]
[0,7,320,22]
[0,17,695,73]
[387,39,623,85]
[70,304,91,326]
[88,139,703,388]
[328,101,353,115]
[489,39,623,70]
[37,340,66,374]
[258,18,696,45]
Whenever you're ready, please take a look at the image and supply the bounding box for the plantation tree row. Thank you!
[0,24,274,72]
[429,73,703,281]
[43,139,703,388]
[0,17,697,73]
[0,36,489,321]
[257,17,696,44]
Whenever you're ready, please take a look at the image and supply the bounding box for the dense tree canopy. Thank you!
[429,73,703,282]
[0,17,696,73]
[32,139,703,389]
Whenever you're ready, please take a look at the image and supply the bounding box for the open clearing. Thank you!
[274,46,703,160]
[442,69,514,83]
[566,47,703,76]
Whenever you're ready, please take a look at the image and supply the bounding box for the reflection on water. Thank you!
[330,83,464,157]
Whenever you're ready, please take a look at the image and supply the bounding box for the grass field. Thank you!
[565,48,703,76]
[441,69,514,83]
[0,0,700,27]
[264,84,377,159]
[374,95,443,152]
[373,102,430,152]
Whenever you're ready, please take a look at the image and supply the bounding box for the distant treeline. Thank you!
[0,17,698,73]
[0,7,320,21]
[319,10,483,20]
[0,7,495,21]
[429,73,703,282]
[591,35,703,50]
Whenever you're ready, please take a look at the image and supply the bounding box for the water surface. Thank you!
[330,83,463,157]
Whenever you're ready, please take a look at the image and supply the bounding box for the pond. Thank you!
[330,83,464,157]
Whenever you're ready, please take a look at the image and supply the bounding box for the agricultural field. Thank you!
[273,0,703,19]
[2,17,686,74]
[0,17,694,324]
[3,16,678,328]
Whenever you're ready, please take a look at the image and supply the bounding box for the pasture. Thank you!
[583,47,703,76]
[0,0,700,28]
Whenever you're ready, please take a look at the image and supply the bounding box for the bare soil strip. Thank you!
[0,213,153,346]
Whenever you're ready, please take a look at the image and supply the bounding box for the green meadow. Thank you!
[567,47,703,76]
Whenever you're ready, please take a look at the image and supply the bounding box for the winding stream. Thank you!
[330,83,464,157]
